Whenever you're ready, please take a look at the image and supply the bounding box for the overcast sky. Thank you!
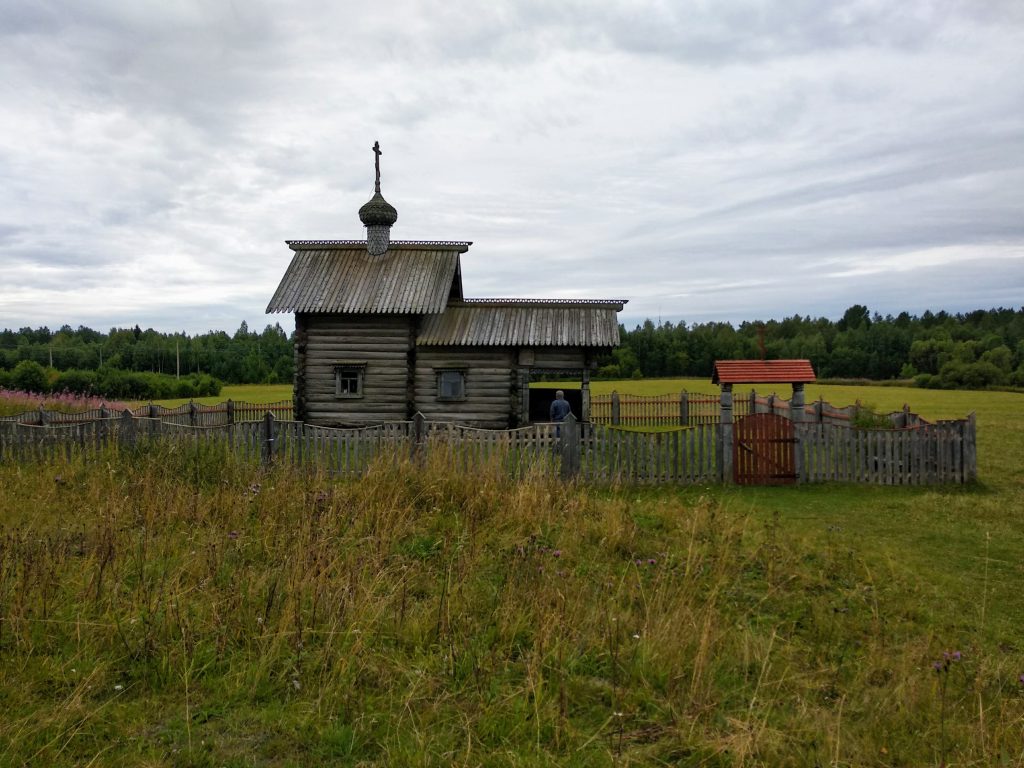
[2,0,1022,335]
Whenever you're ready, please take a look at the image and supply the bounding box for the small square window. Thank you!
[334,365,365,398]
[437,370,465,401]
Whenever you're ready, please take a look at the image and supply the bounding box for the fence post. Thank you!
[149,402,159,419]
[189,399,197,427]
[719,384,733,483]
[611,391,620,426]
[261,411,275,466]
[791,382,805,484]
[412,411,425,464]
[38,405,49,426]
[119,409,136,449]
[964,412,977,482]
[679,390,689,426]
[226,398,235,425]
[749,389,756,417]
[559,413,580,480]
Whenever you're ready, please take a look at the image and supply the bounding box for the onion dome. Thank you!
[358,190,398,227]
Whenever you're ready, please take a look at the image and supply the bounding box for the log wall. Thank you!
[303,314,413,426]
[414,347,516,428]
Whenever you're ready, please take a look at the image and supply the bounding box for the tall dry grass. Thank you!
[0,442,1021,766]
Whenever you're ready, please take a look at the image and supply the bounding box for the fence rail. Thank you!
[0,407,975,485]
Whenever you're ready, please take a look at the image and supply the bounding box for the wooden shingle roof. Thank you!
[266,241,469,314]
[417,300,626,347]
[712,359,816,384]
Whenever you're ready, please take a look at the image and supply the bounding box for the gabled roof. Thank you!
[417,299,626,347]
[712,359,817,385]
[266,241,469,314]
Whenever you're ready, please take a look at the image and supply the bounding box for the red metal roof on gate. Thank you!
[711,359,816,384]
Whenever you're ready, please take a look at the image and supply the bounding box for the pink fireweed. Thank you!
[0,388,129,417]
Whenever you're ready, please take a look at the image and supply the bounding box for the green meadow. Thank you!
[0,380,1022,765]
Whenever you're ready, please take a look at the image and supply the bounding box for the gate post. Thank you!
[412,411,425,464]
[791,382,805,484]
[679,390,689,426]
[261,411,275,466]
[719,383,733,483]
[611,391,620,426]
[559,413,580,480]
[119,409,136,449]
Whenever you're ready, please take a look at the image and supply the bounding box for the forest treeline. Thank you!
[603,305,1024,389]
[2,306,1023,398]
[0,322,291,399]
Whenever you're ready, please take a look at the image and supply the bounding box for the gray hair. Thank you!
[555,390,565,398]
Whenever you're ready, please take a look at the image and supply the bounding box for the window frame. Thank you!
[333,362,366,399]
[435,368,467,402]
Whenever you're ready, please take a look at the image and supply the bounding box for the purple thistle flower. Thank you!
[552,550,561,558]
[647,558,656,565]
[933,661,943,672]
[228,530,239,540]
[951,651,962,661]
[635,559,643,566]
[1018,674,1024,685]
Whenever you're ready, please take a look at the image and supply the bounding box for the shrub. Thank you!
[52,369,98,395]
[938,360,1007,389]
[11,360,48,393]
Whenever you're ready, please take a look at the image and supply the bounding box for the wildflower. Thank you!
[291,678,301,691]
[632,633,641,639]
[1018,674,1024,685]
[635,559,642,566]
[114,684,124,691]
[228,530,239,540]
[647,558,656,565]
[932,661,943,672]
[552,550,561,558]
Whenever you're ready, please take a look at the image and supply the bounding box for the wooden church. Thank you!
[266,144,626,428]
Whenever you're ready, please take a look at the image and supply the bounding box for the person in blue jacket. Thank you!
[550,390,572,422]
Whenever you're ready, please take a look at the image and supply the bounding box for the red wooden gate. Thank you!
[734,413,797,485]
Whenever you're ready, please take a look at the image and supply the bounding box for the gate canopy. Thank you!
[712,359,816,385]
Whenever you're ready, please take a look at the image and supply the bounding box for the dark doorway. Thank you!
[530,388,583,423]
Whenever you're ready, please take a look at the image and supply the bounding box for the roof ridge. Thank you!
[458,298,628,306]
[287,239,472,251]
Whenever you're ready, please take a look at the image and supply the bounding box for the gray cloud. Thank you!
[1,0,1022,334]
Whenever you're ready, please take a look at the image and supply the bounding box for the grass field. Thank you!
[1,381,1022,765]
[144,383,293,409]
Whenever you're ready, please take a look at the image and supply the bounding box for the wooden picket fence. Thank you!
[797,419,975,485]
[0,409,974,485]
[0,399,294,426]
[590,390,751,427]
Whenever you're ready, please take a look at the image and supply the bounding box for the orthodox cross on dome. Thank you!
[372,141,382,193]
